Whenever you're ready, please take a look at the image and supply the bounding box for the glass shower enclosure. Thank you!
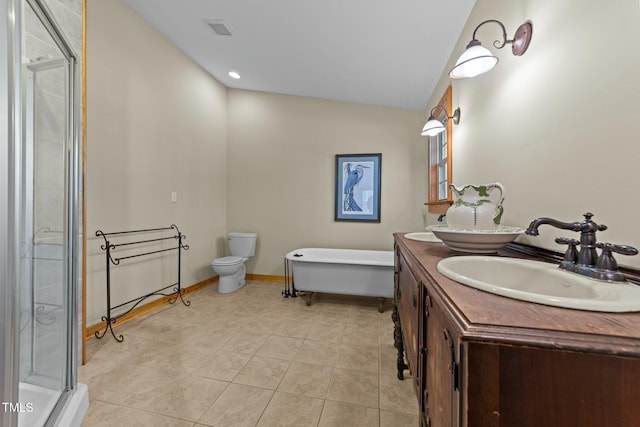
[1,0,87,426]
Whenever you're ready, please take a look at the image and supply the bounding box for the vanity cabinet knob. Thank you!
[412,294,417,307]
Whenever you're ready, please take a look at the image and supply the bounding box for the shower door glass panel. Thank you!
[19,1,71,425]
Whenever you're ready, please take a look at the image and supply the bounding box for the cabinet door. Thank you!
[396,250,421,393]
[421,291,431,426]
[479,345,640,427]
[424,298,459,427]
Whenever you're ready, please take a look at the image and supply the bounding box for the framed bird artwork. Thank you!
[335,153,381,222]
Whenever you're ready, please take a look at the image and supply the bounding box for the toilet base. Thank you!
[217,264,247,294]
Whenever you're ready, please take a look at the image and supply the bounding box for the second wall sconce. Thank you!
[421,106,460,137]
[449,19,532,79]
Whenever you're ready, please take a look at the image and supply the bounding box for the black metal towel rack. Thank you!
[95,224,190,342]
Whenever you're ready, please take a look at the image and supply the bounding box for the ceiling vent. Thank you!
[206,20,232,36]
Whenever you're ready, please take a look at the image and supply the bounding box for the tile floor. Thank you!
[79,280,419,426]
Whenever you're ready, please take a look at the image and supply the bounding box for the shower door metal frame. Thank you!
[1,0,80,425]
[1,1,24,426]
[25,0,81,425]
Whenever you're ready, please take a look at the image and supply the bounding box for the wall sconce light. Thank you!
[421,106,460,137]
[449,20,532,79]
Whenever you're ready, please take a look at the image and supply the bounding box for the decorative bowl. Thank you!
[426,225,524,253]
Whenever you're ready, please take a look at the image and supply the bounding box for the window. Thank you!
[426,86,454,214]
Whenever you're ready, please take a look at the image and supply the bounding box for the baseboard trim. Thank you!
[85,276,218,341]
[247,273,285,283]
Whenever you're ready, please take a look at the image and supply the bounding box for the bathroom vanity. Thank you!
[393,233,640,427]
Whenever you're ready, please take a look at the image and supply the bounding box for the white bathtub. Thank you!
[285,248,394,312]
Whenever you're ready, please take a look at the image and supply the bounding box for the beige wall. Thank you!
[85,1,425,324]
[85,0,228,324]
[427,0,640,268]
[89,0,640,324]
[226,90,427,275]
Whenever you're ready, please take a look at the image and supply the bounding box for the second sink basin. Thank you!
[436,256,640,312]
[404,232,442,243]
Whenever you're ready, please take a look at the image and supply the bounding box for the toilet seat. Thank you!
[213,256,243,266]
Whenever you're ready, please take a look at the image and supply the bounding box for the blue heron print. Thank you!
[335,154,380,222]
[343,163,369,212]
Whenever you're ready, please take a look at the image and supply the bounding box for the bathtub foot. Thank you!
[377,297,385,313]
[305,292,313,306]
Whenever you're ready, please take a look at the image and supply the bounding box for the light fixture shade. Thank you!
[421,118,446,137]
[449,44,498,79]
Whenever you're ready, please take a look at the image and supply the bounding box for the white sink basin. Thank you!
[404,232,442,243]
[437,256,640,312]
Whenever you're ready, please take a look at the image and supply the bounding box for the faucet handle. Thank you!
[595,243,639,270]
[597,243,639,257]
[555,237,579,263]
[556,237,579,245]
[612,244,639,256]
[595,243,617,270]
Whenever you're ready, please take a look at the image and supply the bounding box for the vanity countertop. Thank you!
[395,232,640,357]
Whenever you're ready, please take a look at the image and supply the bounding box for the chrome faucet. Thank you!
[525,212,638,282]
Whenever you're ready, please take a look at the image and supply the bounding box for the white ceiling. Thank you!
[122,0,475,111]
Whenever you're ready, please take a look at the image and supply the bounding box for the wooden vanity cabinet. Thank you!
[463,342,640,426]
[422,284,459,427]
[393,246,422,397]
[395,244,460,427]
[393,233,640,427]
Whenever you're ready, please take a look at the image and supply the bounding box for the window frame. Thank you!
[426,86,454,214]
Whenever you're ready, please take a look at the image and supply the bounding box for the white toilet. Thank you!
[211,232,257,294]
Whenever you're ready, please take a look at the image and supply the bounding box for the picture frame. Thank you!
[335,153,381,222]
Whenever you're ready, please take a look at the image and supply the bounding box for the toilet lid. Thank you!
[213,256,243,266]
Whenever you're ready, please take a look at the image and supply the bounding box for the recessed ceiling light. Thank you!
[228,71,240,79]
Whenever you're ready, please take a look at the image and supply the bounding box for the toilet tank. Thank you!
[228,232,257,257]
